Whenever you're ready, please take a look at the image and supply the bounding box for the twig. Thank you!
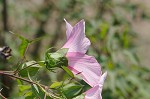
[0,88,7,99]
[0,71,60,99]
[0,93,7,99]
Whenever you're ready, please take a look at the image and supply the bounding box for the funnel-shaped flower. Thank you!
[63,19,90,53]
[63,19,101,87]
[84,72,107,99]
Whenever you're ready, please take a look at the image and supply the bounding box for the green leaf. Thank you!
[18,84,32,97]
[18,85,31,92]
[19,39,29,57]
[61,66,74,77]
[31,84,45,98]
[73,94,85,99]
[30,36,45,44]
[33,84,39,93]
[25,92,35,99]
[19,61,41,77]
[50,81,63,89]
[62,83,83,99]
[10,32,30,57]
[24,91,34,98]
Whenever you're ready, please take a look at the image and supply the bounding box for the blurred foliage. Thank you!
[0,0,150,99]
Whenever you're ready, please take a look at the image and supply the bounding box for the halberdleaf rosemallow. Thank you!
[63,19,107,99]
[63,19,103,87]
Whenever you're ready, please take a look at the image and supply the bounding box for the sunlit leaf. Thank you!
[50,81,63,89]
[19,39,29,57]
[73,94,85,99]
[18,85,31,92]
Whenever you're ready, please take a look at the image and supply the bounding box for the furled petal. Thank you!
[66,52,101,87]
[84,85,101,99]
[63,19,91,53]
[99,72,107,85]
[64,19,73,40]
[99,72,107,93]
[84,72,107,99]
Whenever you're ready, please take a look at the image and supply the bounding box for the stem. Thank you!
[0,93,7,99]
[14,44,30,74]
[2,0,8,31]
[44,93,46,99]
[0,71,46,88]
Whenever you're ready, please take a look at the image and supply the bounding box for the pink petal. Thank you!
[64,19,73,40]
[84,85,101,99]
[66,52,101,87]
[68,66,80,74]
[63,19,91,53]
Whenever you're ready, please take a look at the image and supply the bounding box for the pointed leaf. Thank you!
[10,32,30,57]
[61,66,74,77]
[19,39,29,57]
[31,84,45,98]
[50,81,63,89]
[62,83,83,99]
[19,61,41,77]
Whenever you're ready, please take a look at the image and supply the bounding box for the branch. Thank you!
[0,71,46,88]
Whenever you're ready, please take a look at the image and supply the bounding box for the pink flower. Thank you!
[84,72,107,99]
[63,19,90,53]
[63,19,101,87]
